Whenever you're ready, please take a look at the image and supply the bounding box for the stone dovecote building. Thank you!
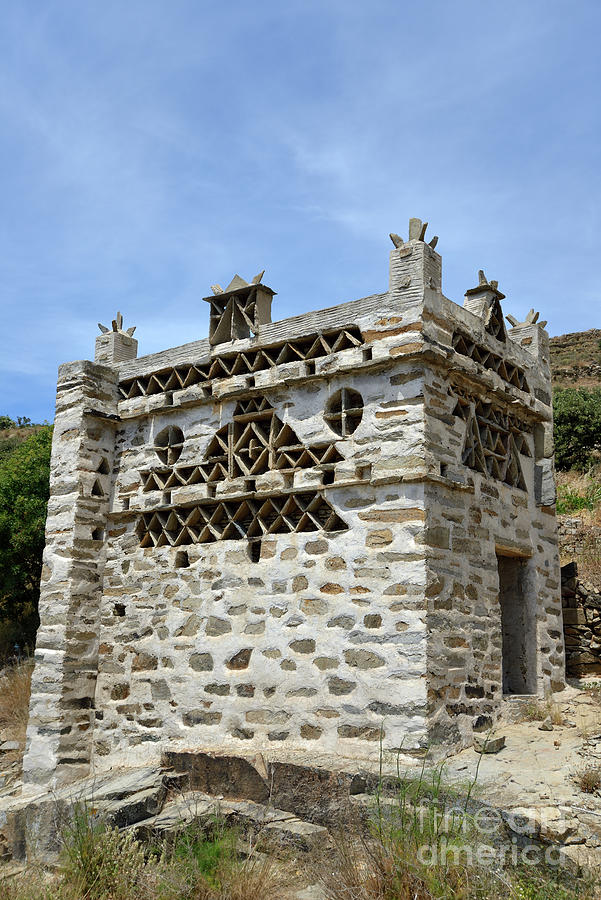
[22,220,565,790]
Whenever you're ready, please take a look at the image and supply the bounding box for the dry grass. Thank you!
[518,698,564,726]
[317,834,475,900]
[1,812,296,900]
[315,824,589,900]
[556,470,601,582]
[577,766,601,795]
[190,852,295,900]
[0,659,34,744]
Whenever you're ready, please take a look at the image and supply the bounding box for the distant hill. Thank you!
[0,425,46,463]
[550,329,601,389]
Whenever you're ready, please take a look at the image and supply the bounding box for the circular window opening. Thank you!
[154,425,184,465]
[325,388,363,437]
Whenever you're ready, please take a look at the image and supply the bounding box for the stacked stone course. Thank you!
[561,561,601,676]
[22,220,565,790]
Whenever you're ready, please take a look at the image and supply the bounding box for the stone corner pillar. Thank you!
[22,359,121,791]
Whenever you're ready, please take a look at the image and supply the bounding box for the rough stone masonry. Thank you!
[22,218,565,791]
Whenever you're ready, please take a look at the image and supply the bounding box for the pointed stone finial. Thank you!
[391,219,438,249]
[506,309,547,329]
[98,311,136,337]
[225,274,250,292]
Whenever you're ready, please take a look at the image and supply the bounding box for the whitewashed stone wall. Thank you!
[23,227,564,789]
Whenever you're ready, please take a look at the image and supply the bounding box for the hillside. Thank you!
[550,328,601,389]
[0,425,46,463]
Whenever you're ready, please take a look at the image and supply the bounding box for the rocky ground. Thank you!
[442,685,601,868]
[2,684,601,896]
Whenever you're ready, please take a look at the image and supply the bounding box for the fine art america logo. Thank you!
[399,802,573,868]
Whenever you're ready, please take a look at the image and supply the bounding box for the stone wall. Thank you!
[558,515,601,560]
[91,367,430,770]
[420,304,563,748]
[561,561,601,676]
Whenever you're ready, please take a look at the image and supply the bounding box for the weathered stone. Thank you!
[183,710,222,726]
[320,583,344,594]
[344,649,385,669]
[305,540,328,555]
[205,683,230,695]
[246,709,290,725]
[132,652,158,672]
[290,639,316,654]
[236,684,255,698]
[328,677,356,695]
[338,725,381,740]
[293,576,309,591]
[111,683,130,700]
[174,615,202,637]
[301,598,328,615]
[150,680,171,701]
[189,653,214,672]
[226,649,253,670]
[365,529,393,548]
[313,657,338,670]
[206,617,232,636]
[300,724,322,740]
[473,734,505,754]
[327,615,355,629]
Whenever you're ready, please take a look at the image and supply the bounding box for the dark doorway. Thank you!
[497,554,537,695]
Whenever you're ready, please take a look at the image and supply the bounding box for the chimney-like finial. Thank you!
[95,311,138,364]
[203,271,275,346]
[465,269,505,300]
[464,270,507,341]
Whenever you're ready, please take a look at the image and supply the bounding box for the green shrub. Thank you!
[554,388,601,471]
[555,480,601,514]
[0,426,52,658]
[170,819,236,886]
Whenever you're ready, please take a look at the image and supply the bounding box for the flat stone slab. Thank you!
[95,785,167,828]
[138,790,329,852]
[0,766,172,863]
[55,765,166,804]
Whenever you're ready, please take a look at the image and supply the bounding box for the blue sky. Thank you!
[1,0,600,422]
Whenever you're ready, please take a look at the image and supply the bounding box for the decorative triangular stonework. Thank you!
[137,398,347,549]
[462,410,487,474]
[453,391,531,491]
[505,435,527,491]
[484,296,507,342]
